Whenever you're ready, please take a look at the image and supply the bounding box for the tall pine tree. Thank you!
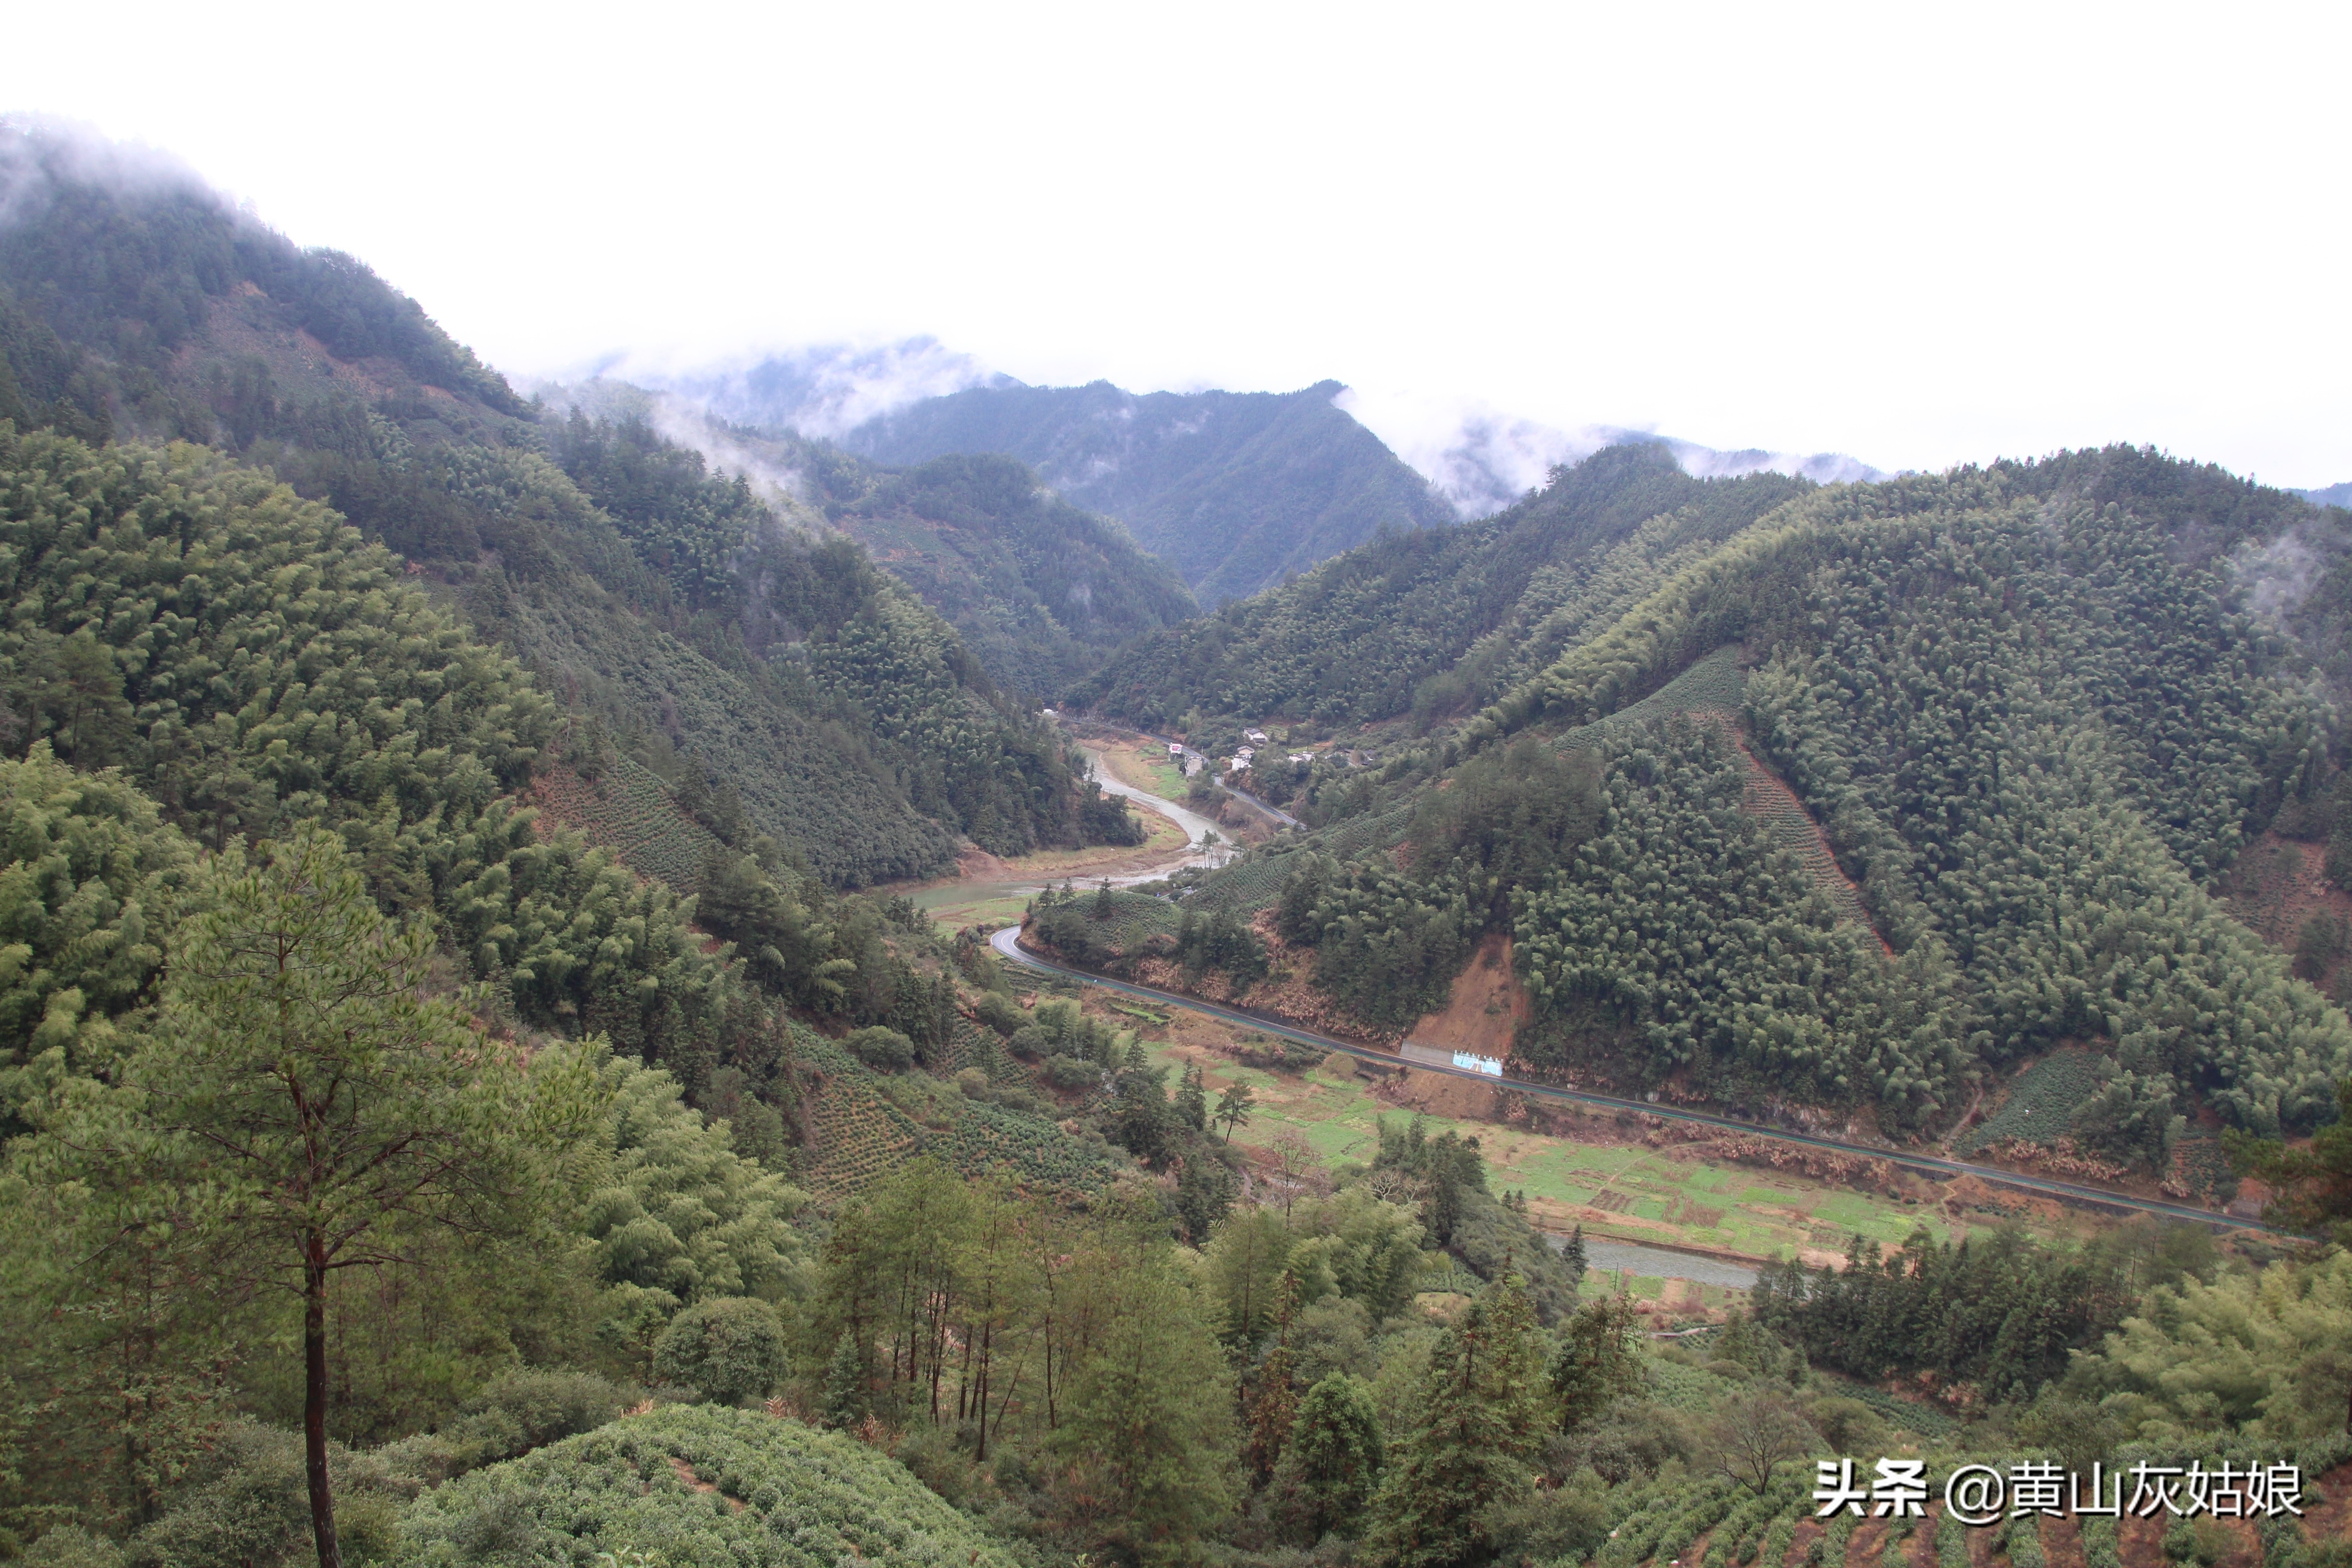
[1363,1272,1548,1568]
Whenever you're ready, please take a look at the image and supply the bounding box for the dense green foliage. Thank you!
[1081,445,1807,727]
[532,414,1139,868]
[13,122,2352,1568]
[0,431,784,1078]
[0,129,523,448]
[586,1055,809,1367]
[844,378,1454,605]
[1678,476,2335,1146]
[1513,720,1940,1113]
[1749,1225,2216,1404]
[2074,1246,2352,1442]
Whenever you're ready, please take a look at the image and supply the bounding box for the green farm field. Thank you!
[908,884,1033,932]
[1128,1027,2020,1276]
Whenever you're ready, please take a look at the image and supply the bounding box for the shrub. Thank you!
[126,1420,413,1568]
[844,1026,917,1072]
[652,1298,789,1406]
[383,1371,636,1483]
[1043,1055,1101,1092]
[21,1529,123,1568]
[973,992,1024,1035]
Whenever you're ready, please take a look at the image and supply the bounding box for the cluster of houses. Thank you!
[1160,726,1368,780]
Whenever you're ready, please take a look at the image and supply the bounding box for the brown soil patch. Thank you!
[1784,1518,1825,1568]
[1405,931,1531,1061]
[1380,1068,1509,1122]
[955,846,1015,878]
[2116,1510,2166,1566]
[1847,1519,1891,1567]
[667,1455,745,1510]
[2300,1460,2352,1549]
[2039,1512,2085,1568]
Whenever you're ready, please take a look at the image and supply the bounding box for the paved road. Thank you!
[990,926,2288,1237]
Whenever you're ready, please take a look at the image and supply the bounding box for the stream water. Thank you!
[1549,1235,1760,1288]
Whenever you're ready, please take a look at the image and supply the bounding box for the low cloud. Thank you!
[1333,387,1887,519]
[0,116,228,233]
[601,338,1006,441]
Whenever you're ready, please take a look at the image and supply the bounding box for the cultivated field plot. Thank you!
[794,1031,924,1200]
[798,1025,1128,1199]
[909,883,1032,933]
[931,1099,1127,1191]
[1957,1049,2107,1154]
[530,752,724,894]
[1553,645,1748,753]
[1083,888,1186,950]
[1183,851,1295,914]
[1138,1032,1985,1283]
[1093,737,1192,799]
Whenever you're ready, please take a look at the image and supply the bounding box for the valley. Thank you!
[0,118,2346,1568]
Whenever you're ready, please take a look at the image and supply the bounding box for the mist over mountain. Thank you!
[0,121,1146,886]
[1335,387,1889,516]
[622,338,1004,441]
[633,345,1888,604]
[2301,480,2352,509]
[3,112,2352,1568]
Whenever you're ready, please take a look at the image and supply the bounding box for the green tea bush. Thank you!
[394,1405,1019,1568]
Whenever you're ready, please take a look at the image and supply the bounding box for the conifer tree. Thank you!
[21,829,602,1568]
[1176,1063,1210,1132]
[1562,1223,1588,1288]
[1363,1272,1547,1568]
[1274,1372,1385,1542]
[1245,1271,1305,1481]
[1215,1080,1256,1141]
[821,1328,868,1430]
[1549,1294,1644,1431]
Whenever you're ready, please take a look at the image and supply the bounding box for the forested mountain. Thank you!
[1062,445,2352,1176]
[1080,442,1812,730]
[538,384,1198,698]
[0,123,1136,883]
[839,378,1456,604]
[1,122,2349,1568]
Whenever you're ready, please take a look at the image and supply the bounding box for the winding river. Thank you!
[911,748,1225,919]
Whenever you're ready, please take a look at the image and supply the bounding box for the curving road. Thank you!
[990,926,2288,1237]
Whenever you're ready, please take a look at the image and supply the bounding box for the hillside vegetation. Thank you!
[531,381,1199,701]
[1073,449,2352,1176]
[1079,442,1810,730]
[0,123,1138,885]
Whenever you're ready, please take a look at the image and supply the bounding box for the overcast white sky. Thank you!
[5,1,2348,486]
